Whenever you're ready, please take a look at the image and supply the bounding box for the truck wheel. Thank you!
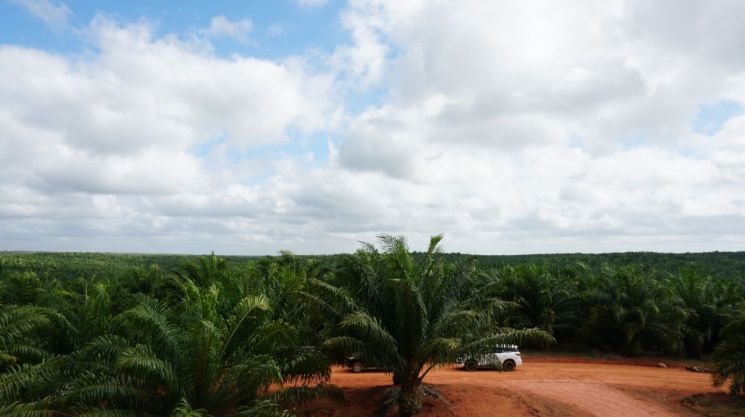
[352,361,363,373]
[464,359,478,371]
[502,360,516,371]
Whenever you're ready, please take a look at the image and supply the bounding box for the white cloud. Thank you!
[2,16,335,155]
[0,16,342,252]
[266,24,284,38]
[326,0,745,252]
[10,0,71,29]
[329,1,389,89]
[204,15,253,42]
[295,0,329,9]
[3,2,745,254]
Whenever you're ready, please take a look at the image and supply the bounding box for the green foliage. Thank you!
[492,264,582,338]
[671,269,740,357]
[323,235,554,417]
[1,242,745,415]
[582,266,686,355]
[712,305,745,396]
[0,253,340,417]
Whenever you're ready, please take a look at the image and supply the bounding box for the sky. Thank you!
[1,0,745,255]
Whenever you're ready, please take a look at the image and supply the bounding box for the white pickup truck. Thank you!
[457,344,522,371]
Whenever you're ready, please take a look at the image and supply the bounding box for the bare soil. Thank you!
[299,359,728,417]
[294,383,592,417]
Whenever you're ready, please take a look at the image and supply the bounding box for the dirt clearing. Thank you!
[315,361,724,416]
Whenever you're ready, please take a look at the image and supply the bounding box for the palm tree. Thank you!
[323,235,554,417]
[494,264,581,338]
[0,305,72,417]
[0,305,56,369]
[0,272,46,305]
[712,305,745,396]
[1,303,75,378]
[583,266,685,355]
[670,269,741,357]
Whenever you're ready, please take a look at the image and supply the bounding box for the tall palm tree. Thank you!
[712,305,745,396]
[323,235,553,417]
[670,269,741,357]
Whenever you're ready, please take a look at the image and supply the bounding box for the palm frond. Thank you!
[245,321,297,358]
[59,371,157,410]
[222,295,271,359]
[116,302,180,360]
[0,401,56,417]
[339,312,397,356]
[305,279,358,314]
[0,305,51,346]
[78,335,132,364]
[0,361,60,403]
[432,310,482,336]
[228,355,283,393]
[418,337,461,362]
[462,328,555,354]
[280,348,331,383]
[73,408,152,417]
[231,401,291,417]
[169,398,210,417]
[114,344,178,391]
[322,336,366,358]
[391,277,429,352]
[2,344,49,365]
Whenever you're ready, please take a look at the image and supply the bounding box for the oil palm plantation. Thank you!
[0,256,341,417]
[62,294,338,417]
[322,235,554,417]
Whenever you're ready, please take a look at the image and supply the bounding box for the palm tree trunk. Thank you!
[397,383,422,417]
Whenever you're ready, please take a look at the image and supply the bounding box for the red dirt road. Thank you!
[325,362,721,417]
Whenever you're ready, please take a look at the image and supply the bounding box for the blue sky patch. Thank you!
[1,0,348,59]
[692,99,743,136]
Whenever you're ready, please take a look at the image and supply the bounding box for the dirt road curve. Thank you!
[329,362,721,417]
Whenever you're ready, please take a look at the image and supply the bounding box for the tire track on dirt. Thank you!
[511,381,679,417]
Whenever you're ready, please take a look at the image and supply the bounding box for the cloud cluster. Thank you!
[331,0,745,252]
[2,1,745,254]
[0,16,340,252]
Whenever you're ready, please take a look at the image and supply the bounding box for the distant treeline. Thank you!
[3,250,745,282]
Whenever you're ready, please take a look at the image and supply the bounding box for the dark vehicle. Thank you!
[345,356,366,373]
[346,356,401,384]
[345,356,394,374]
